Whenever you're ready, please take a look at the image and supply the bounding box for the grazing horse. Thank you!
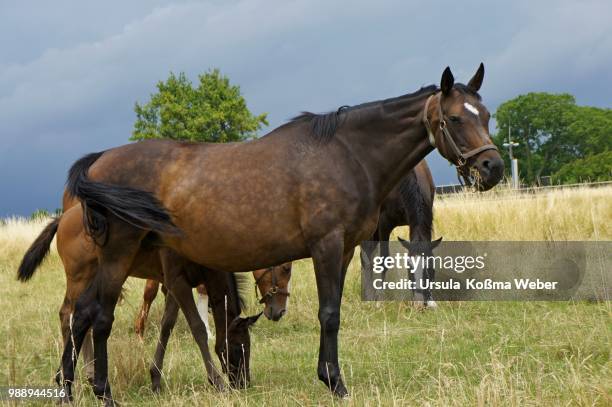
[17,204,261,394]
[26,64,502,404]
[134,262,292,339]
[360,160,441,307]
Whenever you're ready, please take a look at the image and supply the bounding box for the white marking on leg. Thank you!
[464,102,479,116]
[69,313,77,363]
[196,292,214,338]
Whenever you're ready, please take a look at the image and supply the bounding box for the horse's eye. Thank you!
[449,115,461,123]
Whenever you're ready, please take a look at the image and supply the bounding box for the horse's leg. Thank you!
[161,254,225,391]
[195,284,213,338]
[87,226,143,406]
[59,296,95,386]
[310,231,349,398]
[149,290,179,393]
[90,259,135,406]
[376,216,394,281]
[57,278,99,403]
[135,279,160,340]
[207,278,230,373]
[410,223,436,308]
[359,226,379,272]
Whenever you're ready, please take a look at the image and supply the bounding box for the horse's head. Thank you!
[223,312,262,389]
[424,64,504,190]
[397,236,443,256]
[253,262,292,321]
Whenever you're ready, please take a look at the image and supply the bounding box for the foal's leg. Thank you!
[135,279,161,340]
[161,255,225,391]
[149,291,179,393]
[310,231,349,398]
[195,284,214,338]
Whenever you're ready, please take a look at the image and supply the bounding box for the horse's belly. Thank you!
[165,205,307,272]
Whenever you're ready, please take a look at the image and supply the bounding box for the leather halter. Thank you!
[422,92,498,168]
[254,267,290,304]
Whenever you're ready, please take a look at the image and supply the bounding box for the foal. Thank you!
[134,262,292,339]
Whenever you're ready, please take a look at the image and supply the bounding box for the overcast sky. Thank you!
[1,0,611,216]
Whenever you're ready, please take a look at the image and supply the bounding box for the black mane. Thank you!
[290,85,439,143]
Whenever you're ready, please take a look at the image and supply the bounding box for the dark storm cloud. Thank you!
[1,0,610,216]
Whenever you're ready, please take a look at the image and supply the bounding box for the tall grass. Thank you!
[0,187,610,406]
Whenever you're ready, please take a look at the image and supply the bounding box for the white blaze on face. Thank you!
[464,102,479,116]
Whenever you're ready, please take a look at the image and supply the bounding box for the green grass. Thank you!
[1,257,610,406]
[1,187,611,406]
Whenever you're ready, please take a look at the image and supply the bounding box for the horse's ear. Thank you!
[397,237,411,250]
[229,312,262,331]
[440,67,454,95]
[431,237,443,250]
[246,311,263,327]
[467,63,485,92]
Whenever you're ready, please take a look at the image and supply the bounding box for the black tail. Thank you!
[66,151,181,242]
[17,217,60,282]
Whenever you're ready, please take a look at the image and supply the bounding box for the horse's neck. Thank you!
[338,97,435,204]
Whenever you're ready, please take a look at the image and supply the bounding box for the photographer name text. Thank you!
[372,278,559,291]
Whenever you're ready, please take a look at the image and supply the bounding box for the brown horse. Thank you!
[134,262,292,339]
[17,204,261,394]
[26,64,502,403]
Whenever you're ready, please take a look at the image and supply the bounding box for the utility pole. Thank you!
[503,125,520,189]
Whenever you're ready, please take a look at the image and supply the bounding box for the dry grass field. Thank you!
[0,186,610,406]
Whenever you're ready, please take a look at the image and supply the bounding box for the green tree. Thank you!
[493,93,577,184]
[132,70,268,142]
[553,151,612,184]
[493,93,612,185]
[566,106,612,156]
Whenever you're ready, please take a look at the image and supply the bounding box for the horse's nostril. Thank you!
[482,159,491,169]
[279,309,286,317]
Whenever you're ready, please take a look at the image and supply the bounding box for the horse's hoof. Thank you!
[426,300,438,309]
[151,381,161,394]
[332,382,349,399]
[103,397,118,407]
[208,375,226,392]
